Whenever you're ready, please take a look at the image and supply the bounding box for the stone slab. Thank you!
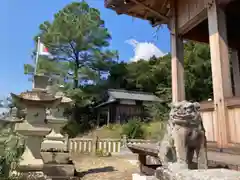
[132,173,157,180]
[146,155,161,165]
[48,176,79,180]
[10,171,51,180]
[156,163,240,180]
[43,164,75,177]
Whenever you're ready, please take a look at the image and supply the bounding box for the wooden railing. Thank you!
[68,137,157,154]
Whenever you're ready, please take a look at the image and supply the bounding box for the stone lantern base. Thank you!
[15,121,51,172]
[40,117,76,178]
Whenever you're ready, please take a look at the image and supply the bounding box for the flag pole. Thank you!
[34,36,41,75]
[33,37,40,88]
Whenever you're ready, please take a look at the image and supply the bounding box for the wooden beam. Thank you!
[178,9,207,35]
[130,0,169,22]
[207,0,232,148]
[218,0,234,7]
[170,0,185,103]
[231,50,240,96]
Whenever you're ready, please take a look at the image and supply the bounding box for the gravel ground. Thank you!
[72,154,139,180]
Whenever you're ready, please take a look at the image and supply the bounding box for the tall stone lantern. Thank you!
[41,91,73,151]
[11,75,62,172]
[41,84,75,178]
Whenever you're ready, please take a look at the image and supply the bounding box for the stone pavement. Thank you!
[156,163,240,180]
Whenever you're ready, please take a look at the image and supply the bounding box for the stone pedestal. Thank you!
[155,163,240,180]
[15,120,51,171]
[41,117,67,151]
[41,116,75,178]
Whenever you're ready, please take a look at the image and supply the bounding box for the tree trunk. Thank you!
[74,79,78,89]
[74,59,79,89]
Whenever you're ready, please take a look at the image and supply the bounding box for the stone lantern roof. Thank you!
[11,91,62,107]
[11,74,63,107]
[55,91,73,104]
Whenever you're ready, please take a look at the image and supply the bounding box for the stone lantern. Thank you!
[11,74,62,172]
[41,91,72,151]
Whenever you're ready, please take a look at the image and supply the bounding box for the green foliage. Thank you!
[143,121,166,140]
[34,1,118,88]
[95,149,111,157]
[0,130,25,179]
[85,121,166,140]
[145,102,169,121]
[24,56,68,77]
[62,105,96,137]
[62,120,84,138]
[184,41,212,101]
[122,118,145,139]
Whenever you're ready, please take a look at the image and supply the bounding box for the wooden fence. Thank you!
[68,137,157,154]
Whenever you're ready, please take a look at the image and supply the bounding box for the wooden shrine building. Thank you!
[95,89,162,126]
[105,0,240,154]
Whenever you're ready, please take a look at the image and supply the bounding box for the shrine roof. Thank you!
[95,89,162,108]
[105,0,170,26]
[108,89,162,102]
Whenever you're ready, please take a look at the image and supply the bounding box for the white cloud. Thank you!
[125,39,165,62]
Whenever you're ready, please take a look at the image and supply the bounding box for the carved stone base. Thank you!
[41,139,66,151]
[43,164,75,177]
[10,171,51,180]
[41,152,70,164]
[155,163,240,180]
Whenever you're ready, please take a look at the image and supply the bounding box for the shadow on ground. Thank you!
[75,166,116,177]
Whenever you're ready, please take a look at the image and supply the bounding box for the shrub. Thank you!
[95,149,111,157]
[144,102,169,121]
[143,121,166,140]
[0,130,25,179]
[122,118,145,139]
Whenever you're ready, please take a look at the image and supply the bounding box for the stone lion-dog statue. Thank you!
[158,100,208,169]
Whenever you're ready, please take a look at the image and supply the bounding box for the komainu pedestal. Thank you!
[155,164,240,180]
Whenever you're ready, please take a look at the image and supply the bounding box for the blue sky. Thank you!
[0,0,170,97]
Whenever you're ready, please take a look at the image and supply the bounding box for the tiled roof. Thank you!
[108,89,162,102]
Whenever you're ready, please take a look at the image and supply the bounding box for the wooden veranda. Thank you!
[105,0,240,154]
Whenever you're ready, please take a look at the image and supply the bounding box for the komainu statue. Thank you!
[158,100,208,169]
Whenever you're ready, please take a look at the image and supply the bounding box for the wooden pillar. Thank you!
[231,50,240,96]
[207,0,233,148]
[138,154,146,173]
[96,111,100,128]
[170,0,185,103]
[107,107,110,126]
[91,131,98,156]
